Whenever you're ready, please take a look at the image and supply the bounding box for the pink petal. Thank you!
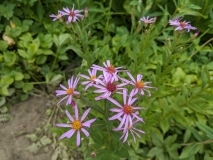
[81,128,89,137]
[66,110,74,122]
[76,131,81,146]
[81,108,90,121]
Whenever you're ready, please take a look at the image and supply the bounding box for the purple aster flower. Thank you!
[79,69,103,91]
[91,60,127,81]
[49,11,64,21]
[55,107,96,146]
[93,72,128,101]
[169,18,197,32]
[121,72,158,97]
[169,17,182,25]
[114,112,145,143]
[107,89,145,129]
[55,76,80,105]
[140,16,155,24]
[61,4,84,23]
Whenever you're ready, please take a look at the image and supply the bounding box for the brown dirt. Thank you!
[0,96,53,160]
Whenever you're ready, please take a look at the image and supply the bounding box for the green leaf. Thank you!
[0,97,6,106]
[36,55,47,65]
[23,83,34,92]
[201,66,209,88]
[27,141,41,154]
[147,146,164,157]
[3,51,16,66]
[40,136,52,146]
[1,75,14,85]
[164,134,177,146]
[0,106,8,113]
[160,118,169,133]
[179,144,203,159]
[37,1,44,22]
[0,3,15,19]
[184,128,191,143]
[19,32,33,42]
[49,74,63,86]
[65,45,86,59]
[26,134,38,142]
[53,34,70,47]
[14,72,24,81]
[196,122,213,139]
[0,40,8,51]
[18,49,29,59]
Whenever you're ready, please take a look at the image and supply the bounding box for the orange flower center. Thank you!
[123,105,133,114]
[57,14,62,18]
[107,65,115,73]
[69,11,75,17]
[66,88,74,95]
[106,82,116,92]
[72,120,82,130]
[145,19,149,23]
[90,76,96,82]
[136,81,144,89]
[180,22,186,28]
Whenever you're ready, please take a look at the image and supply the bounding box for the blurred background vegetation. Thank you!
[0,0,213,159]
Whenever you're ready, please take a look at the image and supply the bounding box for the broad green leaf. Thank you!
[0,106,8,113]
[26,134,38,142]
[0,97,6,106]
[65,45,86,59]
[183,128,191,143]
[160,118,169,133]
[36,55,47,65]
[19,32,33,41]
[179,144,203,159]
[40,136,52,146]
[49,74,63,86]
[14,72,24,81]
[23,83,34,92]
[0,40,8,51]
[196,122,213,139]
[27,141,41,154]
[3,51,16,66]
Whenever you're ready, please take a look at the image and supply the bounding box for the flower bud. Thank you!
[85,7,88,18]
[90,151,96,158]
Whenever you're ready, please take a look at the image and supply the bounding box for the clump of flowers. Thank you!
[55,60,157,146]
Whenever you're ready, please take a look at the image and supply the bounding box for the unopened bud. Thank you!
[85,7,88,18]
[193,31,199,38]
[90,151,96,158]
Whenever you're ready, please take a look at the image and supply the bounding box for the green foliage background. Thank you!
[0,0,213,159]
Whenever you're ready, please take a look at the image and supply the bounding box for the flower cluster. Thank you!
[50,4,84,23]
[55,60,157,145]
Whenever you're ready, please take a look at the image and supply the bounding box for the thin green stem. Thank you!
[181,139,213,146]
[105,0,113,35]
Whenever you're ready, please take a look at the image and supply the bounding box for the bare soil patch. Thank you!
[0,97,53,160]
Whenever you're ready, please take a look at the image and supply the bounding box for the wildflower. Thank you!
[55,107,96,146]
[169,18,197,32]
[80,69,103,91]
[140,16,155,24]
[121,72,157,97]
[55,76,80,105]
[61,4,84,23]
[49,11,64,21]
[114,117,145,143]
[93,72,128,100]
[107,89,145,129]
[169,17,182,25]
[91,60,127,81]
